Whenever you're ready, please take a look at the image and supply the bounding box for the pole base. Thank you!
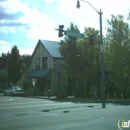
[102,100,106,108]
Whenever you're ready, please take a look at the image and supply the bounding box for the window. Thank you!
[35,58,40,69]
[42,57,48,69]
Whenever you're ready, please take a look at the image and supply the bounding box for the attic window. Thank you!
[42,57,48,69]
[35,58,40,69]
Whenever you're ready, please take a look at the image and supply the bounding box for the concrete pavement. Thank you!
[1,95,129,130]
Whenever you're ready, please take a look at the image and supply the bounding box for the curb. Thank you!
[1,93,130,103]
[25,96,130,103]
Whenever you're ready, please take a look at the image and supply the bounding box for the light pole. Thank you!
[76,0,105,108]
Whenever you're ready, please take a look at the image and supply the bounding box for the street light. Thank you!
[76,0,105,108]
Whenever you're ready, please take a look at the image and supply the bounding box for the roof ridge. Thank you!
[40,39,59,43]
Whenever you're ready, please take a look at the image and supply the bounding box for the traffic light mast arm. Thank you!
[55,26,100,43]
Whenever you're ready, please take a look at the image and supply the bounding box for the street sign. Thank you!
[64,31,84,38]
[100,44,105,52]
[101,87,106,90]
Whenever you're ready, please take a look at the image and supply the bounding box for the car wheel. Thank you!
[11,92,13,96]
[4,92,7,96]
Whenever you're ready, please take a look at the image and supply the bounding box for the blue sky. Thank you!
[0,0,130,55]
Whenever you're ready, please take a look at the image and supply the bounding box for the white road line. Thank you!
[17,113,59,119]
[0,99,14,101]
[0,101,53,106]
[0,102,72,110]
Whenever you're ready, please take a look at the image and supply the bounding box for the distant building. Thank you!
[0,58,8,92]
[18,40,67,96]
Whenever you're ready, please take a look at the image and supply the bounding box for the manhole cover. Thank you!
[88,106,94,107]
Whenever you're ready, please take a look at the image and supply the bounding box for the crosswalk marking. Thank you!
[0,102,71,110]
[0,101,53,106]
[0,99,14,101]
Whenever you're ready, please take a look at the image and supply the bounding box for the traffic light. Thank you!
[58,25,64,37]
[90,34,94,45]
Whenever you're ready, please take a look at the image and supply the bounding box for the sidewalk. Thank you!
[26,95,130,103]
[1,93,130,103]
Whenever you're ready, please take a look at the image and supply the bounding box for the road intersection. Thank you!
[0,95,130,130]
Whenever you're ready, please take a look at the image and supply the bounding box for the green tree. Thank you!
[59,23,101,97]
[76,27,101,85]
[7,46,26,85]
[22,54,31,70]
[1,51,11,59]
[59,23,80,77]
[105,15,130,97]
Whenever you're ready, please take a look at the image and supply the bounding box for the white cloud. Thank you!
[22,8,59,41]
[0,26,19,34]
[0,28,8,33]
[0,46,11,53]
[0,0,28,33]
[57,0,130,34]
[1,0,130,37]
[0,40,11,54]
[0,0,61,55]
[8,27,17,33]
[45,0,60,4]
[45,0,54,4]
[0,0,129,55]
[0,40,9,45]
[19,47,34,55]
[0,40,34,55]
[0,0,59,39]
[2,0,59,40]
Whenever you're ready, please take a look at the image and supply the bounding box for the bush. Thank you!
[124,87,130,98]
[66,85,75,96]
[75,88,86,98]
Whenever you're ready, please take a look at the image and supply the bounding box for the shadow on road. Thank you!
[112,103,130,106]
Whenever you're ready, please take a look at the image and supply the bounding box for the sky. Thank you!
[0,0,130,55]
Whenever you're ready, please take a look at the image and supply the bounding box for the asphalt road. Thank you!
[0,95,130,130]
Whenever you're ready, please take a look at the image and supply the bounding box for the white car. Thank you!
[4,86,25,96]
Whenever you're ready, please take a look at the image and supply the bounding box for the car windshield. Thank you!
[13,86,21,90]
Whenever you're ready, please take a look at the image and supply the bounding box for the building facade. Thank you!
[20,40,67,96]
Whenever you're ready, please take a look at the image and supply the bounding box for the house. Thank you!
[19,39,67,96]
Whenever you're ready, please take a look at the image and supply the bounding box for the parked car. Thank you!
[4,86,25,96]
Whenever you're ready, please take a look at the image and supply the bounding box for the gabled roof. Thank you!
[40,40,62,58]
